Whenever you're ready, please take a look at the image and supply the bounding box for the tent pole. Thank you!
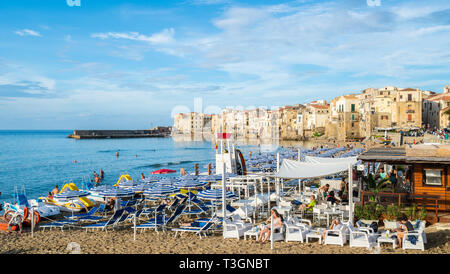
[348,163,353,225]
[222,161,226,238]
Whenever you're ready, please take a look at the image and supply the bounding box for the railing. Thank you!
[360,191,440,219]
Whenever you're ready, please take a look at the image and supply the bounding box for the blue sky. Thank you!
[1,0,450,129]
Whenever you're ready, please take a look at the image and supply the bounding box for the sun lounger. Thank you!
[136,204,186,233]
[40,219,78,231]
[82,209,125,232]
[64,206,99,219]
[172,218,217,239]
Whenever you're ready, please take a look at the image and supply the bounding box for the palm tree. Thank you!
[362,173,392,203]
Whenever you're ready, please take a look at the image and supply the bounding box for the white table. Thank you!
[377,233,397,249]
[244,228,259,240]
[306,229,324,244]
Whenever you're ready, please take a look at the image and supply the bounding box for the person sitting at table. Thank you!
[326,191,340,205]
[392,216,415,249]
[256,209,284,244]
[298,195,317,212]
[321,218,343,243]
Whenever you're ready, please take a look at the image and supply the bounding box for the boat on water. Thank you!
[3,187,61,219]
[40,183,94,213]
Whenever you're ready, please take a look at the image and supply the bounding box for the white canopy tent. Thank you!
[273,159,357,179]
[304,156,358,165]
[271,157,358,250]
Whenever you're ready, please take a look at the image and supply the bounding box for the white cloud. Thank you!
[91,28,175,45]
[14,29,42,37]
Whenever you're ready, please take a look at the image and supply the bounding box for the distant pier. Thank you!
[68,127,171,139]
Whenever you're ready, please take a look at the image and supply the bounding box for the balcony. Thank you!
[406,110,415,113]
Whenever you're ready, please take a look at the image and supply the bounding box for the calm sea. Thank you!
[0,130,228,204]
[0,130,314,205]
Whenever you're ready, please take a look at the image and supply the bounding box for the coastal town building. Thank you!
[423,86,450,130]
[173,85,449,141]
[299,102,329,139]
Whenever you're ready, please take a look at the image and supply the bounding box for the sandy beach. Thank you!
[0,223,447,254]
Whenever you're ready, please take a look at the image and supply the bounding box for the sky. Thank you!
[1,0,450,129]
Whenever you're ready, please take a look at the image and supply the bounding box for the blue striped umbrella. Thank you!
[173,179,207,189]
[89,185,116,192]
[130,183,152,193]
[198,174,222,181]
[143,185,178,198]
[156,178,179,185]
[117,180,139,188]
[197,189,236,201]
[178,174,198,180]
[54,190,90,199]
[98,187,135,198]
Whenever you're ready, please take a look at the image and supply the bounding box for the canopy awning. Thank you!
[304,156,358,165]
[272,158,357,179]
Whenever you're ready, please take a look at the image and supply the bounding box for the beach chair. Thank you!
[323,224,348,246]
[223,218,252,239]
[141,203,167,218]
[402,222,426,251]
[285,223,309,243]
[40,219,78,231]
[136,204,186,233]
[83,209,124,232]
[271,224,285,242]
[112,212,130,230]
[172,218,217,239]
[346,221,377,248]
[64,206,99,220]
[97,203,106,213]
[126,208,144,222]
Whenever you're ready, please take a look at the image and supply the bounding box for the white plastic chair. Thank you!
[324,225,348,246]
[223,219,251,239]
[285,223,309,242]
[402,221,426,251]
[270,224,285,242]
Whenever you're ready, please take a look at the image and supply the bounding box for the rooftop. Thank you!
[358,145,450,164]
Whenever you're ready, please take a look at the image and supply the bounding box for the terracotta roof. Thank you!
[400,88,418,91]
[310,104,330,109]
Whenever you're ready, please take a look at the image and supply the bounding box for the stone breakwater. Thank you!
[68,128,171,139]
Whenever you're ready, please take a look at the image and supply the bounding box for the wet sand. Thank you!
[0,224,448,254]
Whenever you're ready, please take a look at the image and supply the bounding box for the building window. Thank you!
[351,104,355,112]
[423,169,442,186]
[408,94,412,101]
[408,114,412,121]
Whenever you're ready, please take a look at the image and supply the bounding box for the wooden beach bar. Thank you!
[358,144,450,223]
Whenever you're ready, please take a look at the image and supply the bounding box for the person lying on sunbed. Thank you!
[256,209,283,244]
